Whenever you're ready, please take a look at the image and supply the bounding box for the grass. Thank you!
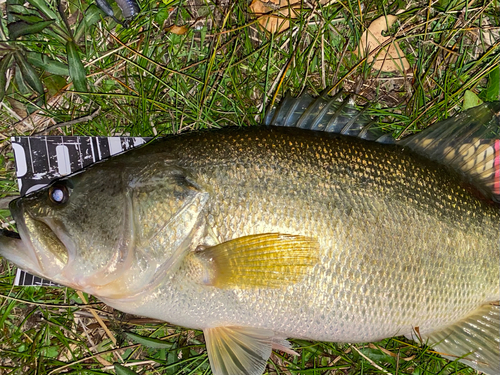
[0,0,499,374]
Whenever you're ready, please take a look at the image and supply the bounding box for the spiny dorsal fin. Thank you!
[400,102,500,202]
[410,304,499,375]
[264,92,393,144]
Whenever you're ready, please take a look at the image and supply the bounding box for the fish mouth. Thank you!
[2,197,133,296]
[0,227,40,274]
[1,198,71,282]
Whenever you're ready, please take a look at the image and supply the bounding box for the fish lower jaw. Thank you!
[54,273,103,296]
[68,276,151,300]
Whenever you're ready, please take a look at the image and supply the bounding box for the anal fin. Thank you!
[204,326,283,375]
[419,303,499,375]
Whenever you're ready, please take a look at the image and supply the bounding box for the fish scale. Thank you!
[104,127,498,337]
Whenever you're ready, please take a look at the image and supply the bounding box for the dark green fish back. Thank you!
[160,126,500,234]
[266,93,500,202]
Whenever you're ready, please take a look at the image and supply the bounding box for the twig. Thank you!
[47,344,140,374]
[34,107,101,135]
[0,292,101,308]
[351,345,391,374]
[101,360,158,371]
[76,290,117,345]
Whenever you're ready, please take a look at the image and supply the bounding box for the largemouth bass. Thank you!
[1,96,499,375]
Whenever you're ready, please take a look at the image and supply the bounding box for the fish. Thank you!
[0,94,499,375]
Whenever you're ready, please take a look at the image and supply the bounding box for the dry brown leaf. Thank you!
[403,354,416,361]
[166,24,189,35]
[7,98,27,119]
[249,0,300,33]
[356,15,410,72]
[94,355,113,366]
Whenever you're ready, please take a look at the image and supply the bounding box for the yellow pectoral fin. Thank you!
[185,233,320,289]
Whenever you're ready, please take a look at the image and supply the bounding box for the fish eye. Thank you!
[48,183,69,205]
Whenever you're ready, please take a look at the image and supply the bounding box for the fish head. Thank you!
[1,158,209,299]
[4,165,134,292]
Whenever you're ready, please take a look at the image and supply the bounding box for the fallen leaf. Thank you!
[403,355,416,361]
[7,97,28,119]
[166,24,189,35]
[463,90,483,110]
[356,15,410,72]
[249,0,300,33]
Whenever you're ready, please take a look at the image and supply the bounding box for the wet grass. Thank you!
[0,0,499,374]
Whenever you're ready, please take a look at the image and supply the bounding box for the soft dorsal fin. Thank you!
[264,92,393,144]
[400,102,500,201]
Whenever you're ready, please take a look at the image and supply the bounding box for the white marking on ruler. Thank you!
[14,268,22,286]
[96,138,102,160]
[56,145,71,176]
[45,137,51,172]
[108,137,123,156]
[25,184,49,194]
[12,142,27,178]
[90,137,96,162]
[134,137,146,146]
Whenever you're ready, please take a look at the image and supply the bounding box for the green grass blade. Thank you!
[481,66,500,102]
[125,332,175,349]
[114,363,140,375]
[66,40,88,92]
[26,52,69,76]
[0,53,13,101]
[14,51,44,96]
[7,20,54,39]
[74,5,105,42]
[25,0,58,23]
[7,13,44,24]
